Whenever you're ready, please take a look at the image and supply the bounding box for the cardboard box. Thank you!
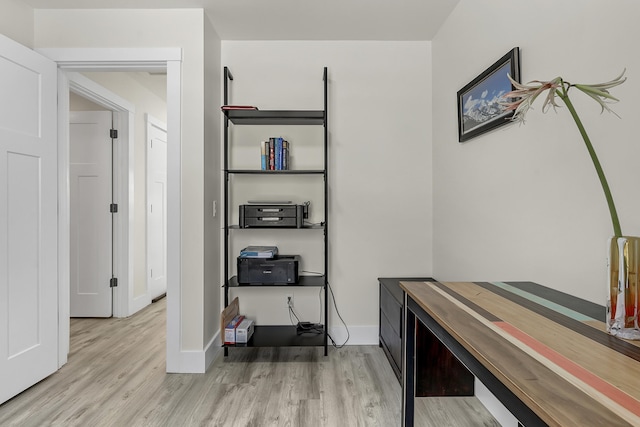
[224,314,245,344]
[235,318,255,343]
[220,297,239,345]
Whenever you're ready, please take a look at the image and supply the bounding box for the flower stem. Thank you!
[559,92,623,237]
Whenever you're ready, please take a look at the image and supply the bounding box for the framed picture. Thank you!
[457,47,520,142]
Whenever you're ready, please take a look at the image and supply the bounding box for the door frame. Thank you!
[68,73,136,319]
[145,113,168,301]
[37,48,182,372]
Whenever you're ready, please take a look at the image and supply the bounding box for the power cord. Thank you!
[326,281,349,348]
[288,272,350,348]
[288,298,322,335]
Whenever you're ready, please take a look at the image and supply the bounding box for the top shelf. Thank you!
[223,109,325,126]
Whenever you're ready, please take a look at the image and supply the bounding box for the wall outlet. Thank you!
[286,294,293,308]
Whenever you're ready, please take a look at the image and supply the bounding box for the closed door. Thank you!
[70,111,113,317]
[0,34,59,404]
[147,117,167,300]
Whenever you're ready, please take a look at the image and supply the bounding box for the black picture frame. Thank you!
[457,47,520,143]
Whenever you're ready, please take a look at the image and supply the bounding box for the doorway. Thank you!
[36,47,183,372]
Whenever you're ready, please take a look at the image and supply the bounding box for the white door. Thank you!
[147,116,168,300]
[0,35,58,404]
[69,111,113,317]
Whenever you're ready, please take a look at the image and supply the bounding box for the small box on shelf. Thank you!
[220,297,239,345]
[224,314,245,345]
[236,319,255,343]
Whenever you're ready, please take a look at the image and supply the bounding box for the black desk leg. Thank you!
[402,293,415,427]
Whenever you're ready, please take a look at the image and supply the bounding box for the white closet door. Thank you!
[0,34,59,404]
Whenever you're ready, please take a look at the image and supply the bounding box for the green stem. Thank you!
[560,92,623,237]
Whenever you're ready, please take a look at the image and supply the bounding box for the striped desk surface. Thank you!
[400,281,640,427]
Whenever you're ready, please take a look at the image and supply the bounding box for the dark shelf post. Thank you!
[223,67,232,357]
[323,67,328,356]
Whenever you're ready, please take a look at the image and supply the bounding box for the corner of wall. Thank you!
[203,16,223,350]
[0,0,34,48]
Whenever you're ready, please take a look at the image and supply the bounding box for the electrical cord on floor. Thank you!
[288,299,322,335]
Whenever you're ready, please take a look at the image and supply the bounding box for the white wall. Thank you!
[222,41,432,343]
[432,0,640,304]
[34,9,207,355]
[0,0,33,47]
[203,14,222,359]
[69,92,106,111]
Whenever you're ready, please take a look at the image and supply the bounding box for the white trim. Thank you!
[130,293,150,315]
[172,333,222,374]
[56,70,70,368]
[39,47,185,373]
[165,58,182,373]
[145,114,167,303]
[37,48,180,72]
[205,333,222,371]
[68,72,135,113]
[173,350,207,374]
[329,325,378,346]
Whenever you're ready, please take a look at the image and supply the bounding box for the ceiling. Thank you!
[18,0,460,41]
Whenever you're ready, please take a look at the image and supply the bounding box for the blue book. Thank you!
[275,137,283,170]
[261,141,267,170]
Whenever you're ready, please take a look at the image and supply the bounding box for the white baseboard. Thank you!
[168,325,378,374]
[329,325,378,346]
[167,349,206,373]
[129,293,151,317]
[205,332,222,370]
[167,333,221,374]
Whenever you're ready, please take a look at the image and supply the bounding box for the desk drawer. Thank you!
[380,310,402,374]
[380,284,402,338]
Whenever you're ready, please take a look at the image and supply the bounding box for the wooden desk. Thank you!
[401,281,640,427]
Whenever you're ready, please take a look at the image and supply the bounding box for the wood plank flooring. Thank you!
[0,299,498,426]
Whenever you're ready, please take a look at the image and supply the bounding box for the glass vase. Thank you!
[607,236,640,339]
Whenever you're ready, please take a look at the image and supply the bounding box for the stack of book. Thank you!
[239,245,278,258]
[261,137,290,170]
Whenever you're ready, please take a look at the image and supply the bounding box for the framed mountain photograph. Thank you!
[457,47,520,142]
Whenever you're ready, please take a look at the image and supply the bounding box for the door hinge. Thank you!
[110,129,118,139]
[110,203,118,213]
[110,277,118,288]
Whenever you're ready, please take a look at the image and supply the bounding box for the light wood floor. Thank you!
[0,298,499,426]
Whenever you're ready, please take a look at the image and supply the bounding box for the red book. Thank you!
[269,138,275,170]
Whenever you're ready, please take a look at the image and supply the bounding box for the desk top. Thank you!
[401,281,640,427]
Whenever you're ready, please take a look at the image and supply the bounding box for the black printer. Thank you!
[239,202,308,228]
[237,255,300,284]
